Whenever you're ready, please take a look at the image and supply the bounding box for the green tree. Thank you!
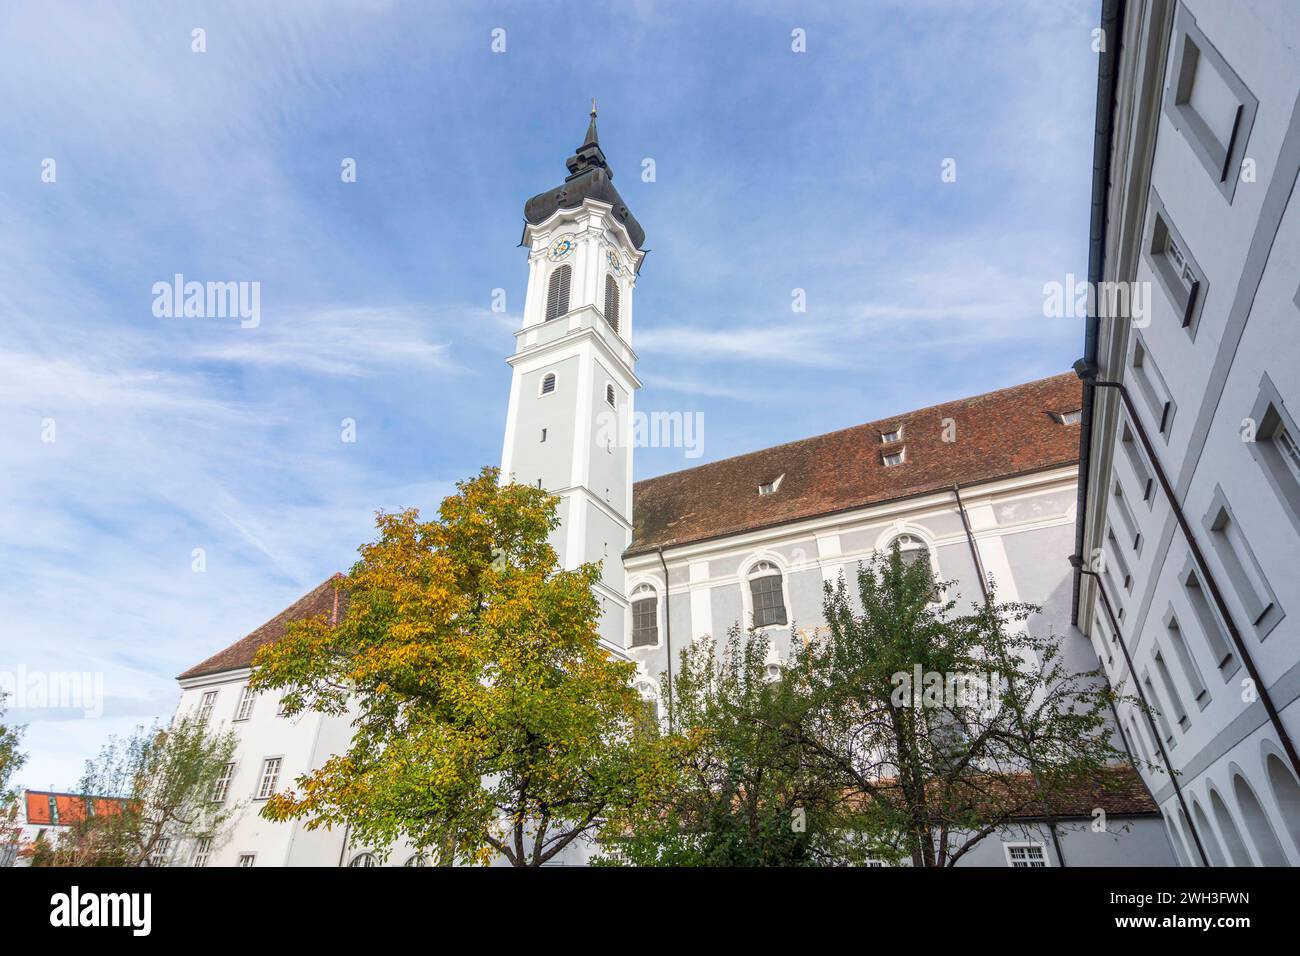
[802,545,1132,867]
[0,694,27,864]
[32,714,237,867]
[602,626,864,866]
[249,467,673,867]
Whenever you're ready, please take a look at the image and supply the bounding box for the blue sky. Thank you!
[0,0,1099,788]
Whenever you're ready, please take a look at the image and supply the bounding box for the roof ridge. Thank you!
[633,372,1075,487]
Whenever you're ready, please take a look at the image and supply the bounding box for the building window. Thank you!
[1246,373,1300,534]
[194,837,213,867]
[1004,842,1048,867]
[1105,529,1133,594]
[1163,608,1209,709]
[404,853,429,867]
[211,762,235,804]
[606,383,616,408]
[604,274,620,333]
[234,686,256,722]
[1052,409,1082,425]
[1146,197,1207,334]
[545,264,571,322]
[147,837,171,868]
[1152,647,1188,732]
[539,372,557,396]
[197,690,218,724]
[348,852,378,867]
[1144,673,1176,747]
[255,758,282,800]
[748,561,788,628]
[631,584,658,647]
[1120,421,1154,505]
[883,448,905,467]
[1181,562,1237,677]
[1130,337,1176,438]
[758,474,784,496]
[1111,481,1142,554]
[881,426,903,443]
[1163,5,1257,201]
[237,853,256,868]
[1203,488,1283,637]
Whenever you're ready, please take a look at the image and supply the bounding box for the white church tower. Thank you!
[500,105,646,651]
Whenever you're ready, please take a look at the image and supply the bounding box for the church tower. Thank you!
[500,105,645,651]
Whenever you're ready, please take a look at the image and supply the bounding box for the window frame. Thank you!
[1202,486,1283,638]
[745,559,789,630]
[234,685,256,722]
[545,263,572,322]
[194,836,213,867]
[630,583,660,648]
[1129,335,1177,440]
[1003,841,1049,868]
[538,371,558,397]
[1162,4,1258,203]
[882,448,906,467]
[211,761,236,804]
[254,756,283,801]
[197,690,218,724]
[603,273,620,333]
[1144,193,1208,337]
[237,853,256,868]
[1246,372,1300,536]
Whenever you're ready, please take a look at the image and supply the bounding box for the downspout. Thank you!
[1072,0,1126,626]
[1077,374,1300,785]
[656,548,675,732]
[954,484,1065,866]
[1071,558,1211,867]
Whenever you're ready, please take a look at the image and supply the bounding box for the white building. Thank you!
[1074,0,1300,866]
[173,109,1175,867]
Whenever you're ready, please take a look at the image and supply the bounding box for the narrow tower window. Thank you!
[540,372,557,395]
[604,274,620,332]
[546,264,571,322]
[606,383,616,408]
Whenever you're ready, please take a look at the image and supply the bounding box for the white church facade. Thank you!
[172,110,1178,867]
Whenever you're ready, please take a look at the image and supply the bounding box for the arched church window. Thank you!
[631,583,658,647]
[748,561,788,628]
[604,274,620,332]
[540,372,557,395]
[348,852,378,867]
[606,383,616,408]
[890,534,932,573]
[546,265,571,322]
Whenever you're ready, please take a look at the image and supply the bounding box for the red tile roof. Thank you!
[627,373,1082,555]
[177,575,345,680]
[24,791,129,826]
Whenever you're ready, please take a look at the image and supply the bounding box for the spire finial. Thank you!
[591,97,597,117]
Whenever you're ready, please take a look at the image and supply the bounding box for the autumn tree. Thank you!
[32,714,237,867]
[800,546,1131,866]
[249,467,673,867]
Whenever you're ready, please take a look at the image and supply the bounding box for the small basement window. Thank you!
[758,474,785,496]
[883,448,905,467]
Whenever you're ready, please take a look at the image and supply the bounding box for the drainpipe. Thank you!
[1071,557,1210,866]
[1072,0,1126,625]
[655,548,675,732]
[954,484,1066,866]
[1075,369,1300,785]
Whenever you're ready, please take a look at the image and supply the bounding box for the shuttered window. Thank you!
[604,274,620,332]
[546,265,571,322]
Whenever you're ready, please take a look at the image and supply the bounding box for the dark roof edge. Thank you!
[1072,0,1127,627]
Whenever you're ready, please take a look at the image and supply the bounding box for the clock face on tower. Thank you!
[605,248,623,276]
[547,234,577,261]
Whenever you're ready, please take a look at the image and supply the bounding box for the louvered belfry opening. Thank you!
[546,264,571,321]
[604,273,620,332]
